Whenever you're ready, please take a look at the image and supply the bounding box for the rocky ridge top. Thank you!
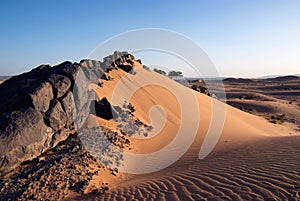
[0,51,138,175]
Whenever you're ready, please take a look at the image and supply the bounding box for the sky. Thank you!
[0,0,299,77]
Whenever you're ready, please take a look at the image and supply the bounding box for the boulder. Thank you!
[47,74,71,98]
[51,61,80,88]
[28,82,54,112]
[45,100,67,131]
[61,91,76,127]
[0,108,53,174]
[191,84,210,96]
[0,79,54,113]
[118,64,133,73]
[101,73,112,81]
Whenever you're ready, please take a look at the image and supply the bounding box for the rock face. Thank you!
[28,82,54,112]
[45,100,68,131]
[0,51,139,175]
[0,108,53,174]
[48,74,72,98]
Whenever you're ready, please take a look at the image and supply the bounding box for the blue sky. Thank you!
[0,0,299,77]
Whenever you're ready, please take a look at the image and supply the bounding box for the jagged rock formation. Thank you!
[0,51,138,175]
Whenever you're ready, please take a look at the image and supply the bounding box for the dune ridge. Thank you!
[71,62,299,200]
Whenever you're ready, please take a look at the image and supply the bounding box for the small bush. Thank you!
[270,114,286,124]
[143,65,150,70]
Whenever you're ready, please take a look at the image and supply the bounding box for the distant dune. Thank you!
[259,73,300,79]
[267,75,300,81]
[223,77,254,83]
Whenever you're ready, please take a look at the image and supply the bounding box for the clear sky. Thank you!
[0,0,299,77]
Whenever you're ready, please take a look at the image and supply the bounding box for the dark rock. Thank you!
[61,91,75,127]
[103,51,137,73]
[90,97,118,120]
[0,108,53,174]
[118,64,133,73]
[45,100,67,131]
[191,84,210,96]
[51,61,80,88]
[50,129,75,148]
[28,82,54,112]
[47,74,71,98]
[101,73,112,81]
[0,80,54,113]
[102,51,127,70]
[31,64,52,72]
[98,81,103,87]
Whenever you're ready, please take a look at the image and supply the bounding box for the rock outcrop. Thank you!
[0,51,138,175]
[191,84,211,96]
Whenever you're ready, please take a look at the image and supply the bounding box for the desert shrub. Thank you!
[168,70,183,77]
[270,114,286,124]
[143,65,150,70]
[153,68,166,75]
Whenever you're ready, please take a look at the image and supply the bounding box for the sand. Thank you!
[72,136,300,200]
[220,77,300,132]
[69,66,300,200]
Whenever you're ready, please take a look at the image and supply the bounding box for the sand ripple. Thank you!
[70,136,300,201]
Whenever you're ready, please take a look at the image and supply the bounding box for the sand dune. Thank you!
[71,65,299,200]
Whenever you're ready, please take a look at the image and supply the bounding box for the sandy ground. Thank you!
[72,136,300,201]
[68,67,300,200]
[220,77,300,132]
